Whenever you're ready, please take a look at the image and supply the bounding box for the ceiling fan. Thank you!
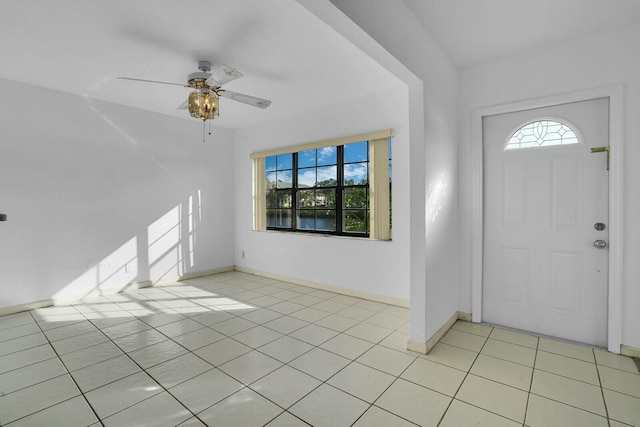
[118,61,271,122]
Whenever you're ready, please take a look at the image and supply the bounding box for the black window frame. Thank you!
[266,143,370,237]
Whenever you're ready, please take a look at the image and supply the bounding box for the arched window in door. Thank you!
[505,120,579,150]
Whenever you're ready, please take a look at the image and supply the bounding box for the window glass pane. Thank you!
[276,191,292,208]
[316,166,337,187]
[297,168,316,188]
[296,210,315,230]
[266,190,276,208]
[317,146,337,166]
[266,172,277,190]
[277,153,293,170]
[276,209,292,228]
[297,190,315,208]
[298,149,316,168]
[344,162,368,185]
[344,187,368,208]
[316,210,336,231]
[276,170,292,188]
[315,188,335,208]
[344,210,368,233]
[266,209,276,227]
[344,141,368,163]
[265,156,277,172]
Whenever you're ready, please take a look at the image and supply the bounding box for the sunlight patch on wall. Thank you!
[425,174,448,237]
[53,237,138,303]
[148,205,183,282]
[49,191,203,308]
[188,190,202,268]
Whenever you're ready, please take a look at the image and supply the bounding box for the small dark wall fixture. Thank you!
[0,213,7,221]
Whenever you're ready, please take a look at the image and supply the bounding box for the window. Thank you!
[505,120,579,150]
[252,130,393,240]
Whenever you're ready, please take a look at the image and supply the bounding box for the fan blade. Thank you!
[205,65,243,86]
[220,90,271,109]
[117,77,186,87]
[176,98,188,110]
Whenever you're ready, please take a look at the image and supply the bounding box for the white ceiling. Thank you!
[0,0,400,129]
[403,0,640,68]
[2,1,640,130]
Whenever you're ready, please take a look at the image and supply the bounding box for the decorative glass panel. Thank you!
[506,120,579,150]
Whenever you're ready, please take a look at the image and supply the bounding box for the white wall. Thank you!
[316,0,461,344]
[233,87,411,301]
[458,24,640,348]
[0,78,235,309]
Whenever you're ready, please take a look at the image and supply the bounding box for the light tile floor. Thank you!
[1,271,639,426]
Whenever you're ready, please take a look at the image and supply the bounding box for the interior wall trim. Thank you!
[234,265,409,308]
[407,311,469,354]
[620,344,640,359]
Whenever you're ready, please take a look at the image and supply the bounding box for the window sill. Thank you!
[253,229,392,242]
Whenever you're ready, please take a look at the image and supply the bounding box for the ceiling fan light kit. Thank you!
[118,60,271,126]
[188,90,219,121]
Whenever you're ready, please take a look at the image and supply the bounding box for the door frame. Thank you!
[470,85,624,353]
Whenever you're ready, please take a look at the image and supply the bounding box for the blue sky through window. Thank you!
[344,141,368,163]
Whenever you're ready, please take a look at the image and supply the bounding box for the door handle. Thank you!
[594,240,607,249]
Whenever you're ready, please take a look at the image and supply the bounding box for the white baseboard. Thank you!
[153,266,235,286]
[0,266,234,316]
[0,299,54,317]
[179,266,234,281]
[458,311,472,322]
[234,265,409,308]
[407,311,469,354]
[621,344,640,358]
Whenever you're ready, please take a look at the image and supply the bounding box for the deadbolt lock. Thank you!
[594,222,606,231]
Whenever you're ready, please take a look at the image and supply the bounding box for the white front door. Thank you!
[483,98,609,347]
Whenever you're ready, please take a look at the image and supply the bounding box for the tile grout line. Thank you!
[194,281,411,425]
[24,309,106,427]
[593,348,613,427]
[435,326,493,426]
[43,296,221,425]
[112,281,360,425]
[5,274,629,427]
[521,335,540,427]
